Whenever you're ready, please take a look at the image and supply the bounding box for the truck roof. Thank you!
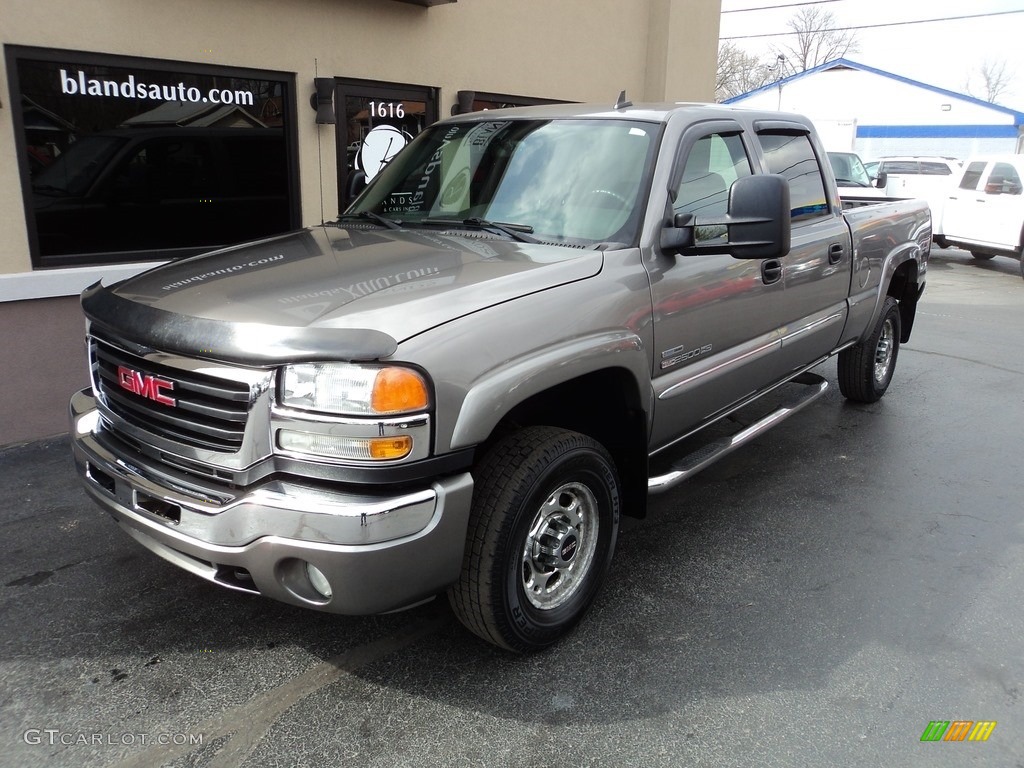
[439,100,809,126]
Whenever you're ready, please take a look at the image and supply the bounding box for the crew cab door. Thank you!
[944,160,1024,250]
[943,161,990,243]
[753,123,851,373]
[980,161,1024,247]
[646,121,785,451]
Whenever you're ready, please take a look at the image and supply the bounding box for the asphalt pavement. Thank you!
[1,247,1022,767]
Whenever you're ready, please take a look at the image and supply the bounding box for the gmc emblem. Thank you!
[117,365,176,407]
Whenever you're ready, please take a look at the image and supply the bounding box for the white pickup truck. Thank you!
[939,154,1024,279]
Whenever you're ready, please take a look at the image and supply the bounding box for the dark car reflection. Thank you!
[32,127,291,258]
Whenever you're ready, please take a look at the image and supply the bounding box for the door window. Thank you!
[959,162,987,190]
[673,132,752,243]
[758,132,829,221]
[986,163,1023,195]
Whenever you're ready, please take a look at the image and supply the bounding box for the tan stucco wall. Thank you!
[0,0,721,281]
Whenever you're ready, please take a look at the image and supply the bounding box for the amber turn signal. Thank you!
[372,368,429,414]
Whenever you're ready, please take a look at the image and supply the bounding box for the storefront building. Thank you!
[0,0,721,444]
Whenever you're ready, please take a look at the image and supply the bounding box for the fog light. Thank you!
[306,563,332,599]
[75,408,100,436]
[277,430,412,461]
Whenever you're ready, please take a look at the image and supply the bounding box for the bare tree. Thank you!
[770,7,858,74]
[964,59,1014,103]
[716,42,778,102]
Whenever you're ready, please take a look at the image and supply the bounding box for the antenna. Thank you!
[615,90,633,110]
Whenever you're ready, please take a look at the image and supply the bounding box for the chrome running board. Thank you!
[647,372,829,495]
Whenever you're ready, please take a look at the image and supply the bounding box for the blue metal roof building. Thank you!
[725,58,1024,159]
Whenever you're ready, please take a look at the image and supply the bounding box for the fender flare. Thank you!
[448,330,651,451]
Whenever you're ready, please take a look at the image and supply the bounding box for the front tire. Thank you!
[971,250,996,261]
[448,426,620,652]
[838,296,901,403]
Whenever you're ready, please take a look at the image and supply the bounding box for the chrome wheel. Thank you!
[838,296,901,403]
[521,482,599,610]
[448,426,620,652]
[873,318,896,384]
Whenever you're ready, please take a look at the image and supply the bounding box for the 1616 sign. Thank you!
[369,101,405,119]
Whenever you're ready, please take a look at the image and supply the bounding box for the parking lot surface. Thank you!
[1,247,1022,767]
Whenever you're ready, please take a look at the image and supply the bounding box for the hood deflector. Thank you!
[81,282,398,366]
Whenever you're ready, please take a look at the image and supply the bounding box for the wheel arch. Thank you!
[886,257,922,343]
[494,368,650,519]
[451,346,652,520]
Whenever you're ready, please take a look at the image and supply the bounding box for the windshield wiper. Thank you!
[338,211,403,230]
[423,217,539,244]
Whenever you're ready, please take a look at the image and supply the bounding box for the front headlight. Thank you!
[274,363,431,464]
[280,363,429,416]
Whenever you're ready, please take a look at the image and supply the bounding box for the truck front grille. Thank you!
[91,338,252,452]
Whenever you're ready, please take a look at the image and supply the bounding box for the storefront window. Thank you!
[8,48,298,267]
[457,91,568,114]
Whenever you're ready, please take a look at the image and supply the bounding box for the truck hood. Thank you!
[84,225,603,364]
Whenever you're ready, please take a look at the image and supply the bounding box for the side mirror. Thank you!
[661,174,791,260]
[726,174,791,259]
[660,213,694,252]
[873,171,888,189]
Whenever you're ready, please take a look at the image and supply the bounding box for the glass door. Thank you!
[335,79,438,210]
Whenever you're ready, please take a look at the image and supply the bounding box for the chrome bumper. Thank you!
[69,389,474,614]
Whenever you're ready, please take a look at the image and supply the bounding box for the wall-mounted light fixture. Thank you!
[451,90,475,116]
[310,78,336,124]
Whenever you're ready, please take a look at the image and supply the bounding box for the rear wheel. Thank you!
[838,296,901,403]
[448,426,620,652]
[971,251,996,261]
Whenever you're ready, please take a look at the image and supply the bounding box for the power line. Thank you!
[721,8,1024,39]
[722,0,844,14]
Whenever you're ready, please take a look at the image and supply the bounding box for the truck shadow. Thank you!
[930,246,1022,277]
[3,351,1021,747]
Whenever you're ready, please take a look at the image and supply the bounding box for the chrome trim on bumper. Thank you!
[70,389,475,614]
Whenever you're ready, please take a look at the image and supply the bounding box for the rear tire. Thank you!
[838,296,901,403]
[971,251,996,261]
[448,426,620,652]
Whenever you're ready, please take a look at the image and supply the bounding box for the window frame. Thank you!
[332,77,440,212]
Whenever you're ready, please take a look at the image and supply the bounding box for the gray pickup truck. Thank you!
[70,101,930,652]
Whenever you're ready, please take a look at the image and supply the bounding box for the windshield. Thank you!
[32,135,126,197]
[347,118,659,246]
[828,152,872,187]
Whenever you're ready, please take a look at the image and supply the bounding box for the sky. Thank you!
[718,0,1024,108]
